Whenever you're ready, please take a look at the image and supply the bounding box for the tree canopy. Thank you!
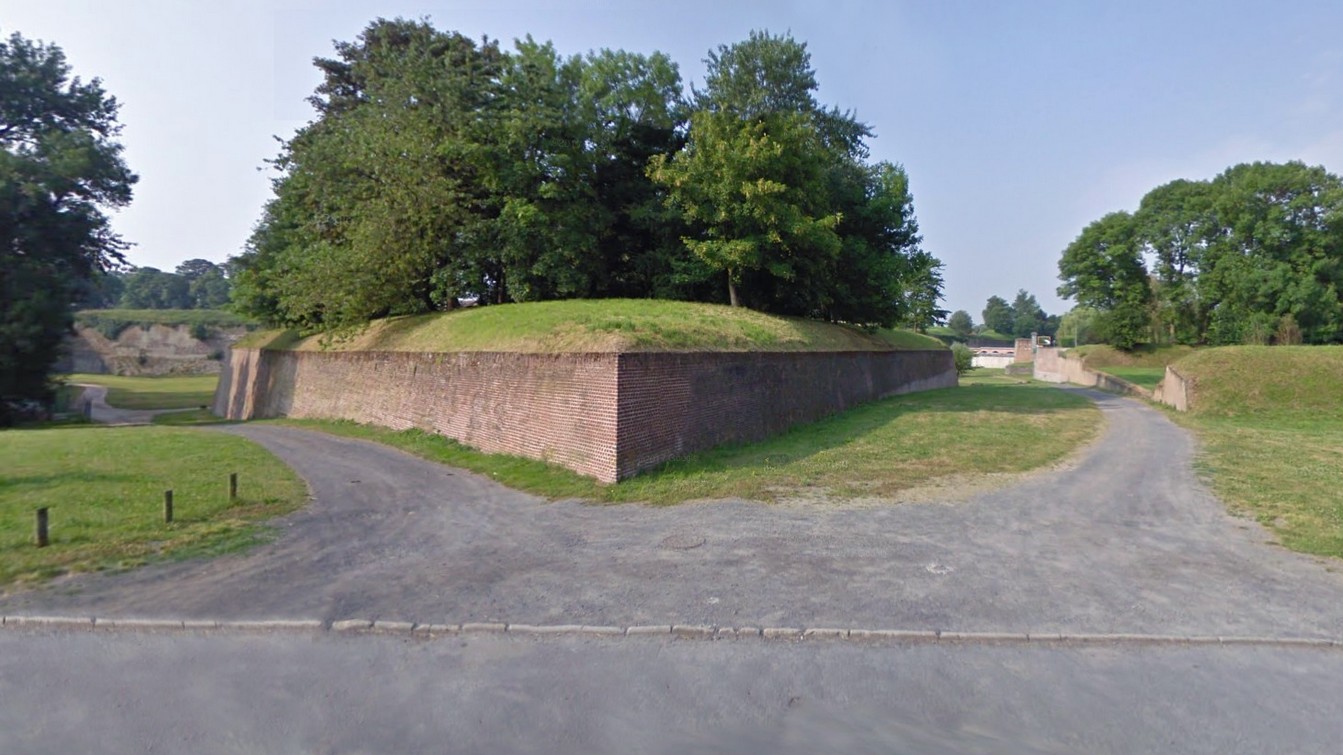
[1058,161,1343,347]
[232,21,944,333]
[1,30,135,422]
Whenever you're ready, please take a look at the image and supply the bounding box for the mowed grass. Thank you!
[1169,345,1343,558]
[0,425,307,590]
[240,299,946,354]
[65,373,219,410]
[1100,366,1166,389]
[280,377,1099,505]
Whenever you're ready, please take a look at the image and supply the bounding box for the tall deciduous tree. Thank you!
[981,295,1013,335]
[1,31,135,422]
[1057,212,1152,349]
[947,310,974,339]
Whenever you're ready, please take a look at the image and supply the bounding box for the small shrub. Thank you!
[1274,314,1302,345]
[951,342,974,375]
[190,322,212,341]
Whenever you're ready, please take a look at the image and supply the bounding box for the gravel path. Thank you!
[6,389,1342,638]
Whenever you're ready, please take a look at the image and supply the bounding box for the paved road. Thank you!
[3,628,1342,754]
[5,390,1343,639]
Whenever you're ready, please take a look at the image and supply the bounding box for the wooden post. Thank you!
[163,490,174,524]
[229,472,238,501]
[35,508,49,547]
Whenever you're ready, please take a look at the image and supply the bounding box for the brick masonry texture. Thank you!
[215,347,956,483]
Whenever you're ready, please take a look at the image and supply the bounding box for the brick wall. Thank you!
[216,347,956,483]
[615,350,956,479]
[216,349,620,481]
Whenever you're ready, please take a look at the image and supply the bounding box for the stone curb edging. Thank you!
[2,615,1340,649]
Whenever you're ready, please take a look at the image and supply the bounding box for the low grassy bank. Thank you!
[280,376,1099,505]
[0,425,307,590]
[1071,344,1194,368]
[65,373,219,410]
[1169,345,1343,558]
[241,299,947,354]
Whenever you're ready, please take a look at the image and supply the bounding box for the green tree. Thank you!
[0,31,135,422]
[119,267,191,309]
[947,309,974,339]
[981,295,1013,335]
[1010,289,1046,338]
[1057,212,1152,349]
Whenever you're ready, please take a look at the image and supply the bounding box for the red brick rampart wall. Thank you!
[215,349,620,481]
[215,347,956,483]
[615,350,956,479]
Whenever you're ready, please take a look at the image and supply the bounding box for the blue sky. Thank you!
[7,0,1341,318]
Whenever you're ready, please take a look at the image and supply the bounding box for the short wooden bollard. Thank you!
[163,490,174,524]
[35,508,49,548]
[229,472,238,501]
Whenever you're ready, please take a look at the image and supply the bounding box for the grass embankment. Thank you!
[1070,343,1194,368]
[1171,346,1343,558]
[76,309,256,339]
[280,372,1098,505]
[65,373,218,410]
[0,426,307,590]
[239,300,947,353]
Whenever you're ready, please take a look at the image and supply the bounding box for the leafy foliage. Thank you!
[950,341,974,374]
[233,22,944,333]
[1059,161,1343,347]
[947,310,974,339]
[0,31,135,423]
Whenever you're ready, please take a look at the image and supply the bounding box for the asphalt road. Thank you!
[6,388,1343,753]
[3,628,1342,755]
[5,390,1342,639]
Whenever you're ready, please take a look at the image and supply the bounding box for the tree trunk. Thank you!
[727,272,740,308]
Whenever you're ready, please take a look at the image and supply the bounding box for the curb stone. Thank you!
[1,616,1340,650]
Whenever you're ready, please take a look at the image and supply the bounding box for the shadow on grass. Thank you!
[0,471,141,491]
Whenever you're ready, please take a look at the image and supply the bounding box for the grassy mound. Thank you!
[240,300,947,353]
[1070,344,1195,368]
[1173,345,1343,417]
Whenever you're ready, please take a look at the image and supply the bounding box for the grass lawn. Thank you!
[280,376,1099,505]
[1100,366,1166,389]
[0,425,307,591]
[241,299,947,354]
[1168,345,1343,558]
[65,373,219,410]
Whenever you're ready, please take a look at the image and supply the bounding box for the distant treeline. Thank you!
[1058,161,1343,348]
[231,21,946,334]
[79,259,232,311]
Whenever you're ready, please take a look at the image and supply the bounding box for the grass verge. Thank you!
[1166,345,1343,558]
[0,425,307,591]
[64,373,219,410]
[277,377,1099,505]
[1176,413,1343,557]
